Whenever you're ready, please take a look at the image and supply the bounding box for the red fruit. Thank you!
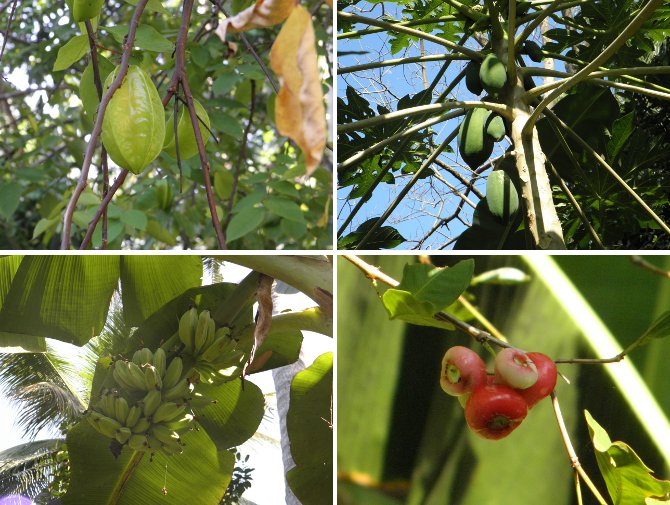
[494,348,538,390]
[440,346,487,396]
[517,352,557,408]
[465,384,528,440]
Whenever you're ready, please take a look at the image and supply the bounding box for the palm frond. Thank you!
[0,439,65,500]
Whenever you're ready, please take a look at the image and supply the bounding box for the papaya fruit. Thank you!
[458,108,494,169]
[479,54,507,95]
[486,169,519,222]
[465,60,483,95]
[101,65,165,174]
[485,114,506,141]
[163,99,211,160]
[522,41,543,63]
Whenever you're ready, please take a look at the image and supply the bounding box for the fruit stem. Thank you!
[550,392,608,505]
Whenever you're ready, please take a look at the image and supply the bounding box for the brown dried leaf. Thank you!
[215,0,296,40]
[270,6,326,175]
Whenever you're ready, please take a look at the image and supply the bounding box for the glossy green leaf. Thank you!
[381,289,455,330]
[286,352,333,505]
[120,256,203,327]
[53,35,88,71]
[586,410,670,504]
[79,56,115,119]
[63,420,234,505]
[194,380,265,451]
[396,260,474,311]
[0,256,119,346]
[226,207,265,242]
[106,25,173,52]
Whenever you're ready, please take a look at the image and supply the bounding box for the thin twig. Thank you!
[61,0,149,249]
[79,171,129,249]
[550,393,608,505]
[0,0,18,65]
[630,256,670,279]
[223,80,256,240]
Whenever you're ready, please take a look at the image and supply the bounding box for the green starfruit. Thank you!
[163,99,211,161]
[101,65,165,174]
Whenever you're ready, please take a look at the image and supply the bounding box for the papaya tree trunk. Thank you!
[510,85,566,249]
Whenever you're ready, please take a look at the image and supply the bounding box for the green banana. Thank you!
[85,410,105,430]
[163,377,191,402]
[163,356,183,389]
[188,392,215,410]
[114,396,129,424]
[128,434,149,451]
[95,414,123,438]
[132,349,143,366]
[142,389,162,417]
[125,405,142,428]
[131,417,151,434]
[151,424,181,445]
[144,364,162,390]
[146,434,162,451]
[113,361,134,389]
[100,392,116,418]
[163,414,194,433]
[115,427,132,444]
[200,335,236,363]
[153,348,167,378]
[152,402,187,424]
[193,310,211,355]
[179,308,199,353]
[127,362,149,391]
[139,348,154,366]
[159,438,184,456]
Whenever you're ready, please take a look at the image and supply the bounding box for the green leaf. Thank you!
[122,0,168,14]
[53,35,89,71]
[120,209,148,230]
[226,207,265,242]
[194,380,265,451]
[396,259,474,311]
[337,217,406,250]
[211,111,244,139]
[585,410,670,504]
[286,352,333,505]
[254,328,303,372]
[79,56,115,119]
[607,111,635,162]
[265,197,305,222]
[622,310,670,355]
[0,257,119,346]
[106,24,173,52]
[119,256,203,326]
[63,420,234,505]
[381,289,455,330]
[212,73,243,96]
[0,182,22,219]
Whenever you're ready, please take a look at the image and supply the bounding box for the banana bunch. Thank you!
[86,347,212,457]
[178,308,248,382]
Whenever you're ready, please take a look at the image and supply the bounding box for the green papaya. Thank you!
[163,99,211,160]
[479,54,507,95]
[522,41,543,63]
[458,108,494,169]
[465,60,483,95]
[486,169,519,222]
[101,65,165,174]
[485,114,506,141]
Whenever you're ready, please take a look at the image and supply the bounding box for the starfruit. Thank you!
[66,0,103,22]
[163,98,211,161]
[101,65,165,174]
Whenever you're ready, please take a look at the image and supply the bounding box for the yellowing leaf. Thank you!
[325,0,332,7]
[270,6,326,175]
[215,0,296,40]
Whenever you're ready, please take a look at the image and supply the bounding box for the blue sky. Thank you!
[337,3,565,249]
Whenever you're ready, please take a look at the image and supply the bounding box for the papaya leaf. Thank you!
[585,410,670,504]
